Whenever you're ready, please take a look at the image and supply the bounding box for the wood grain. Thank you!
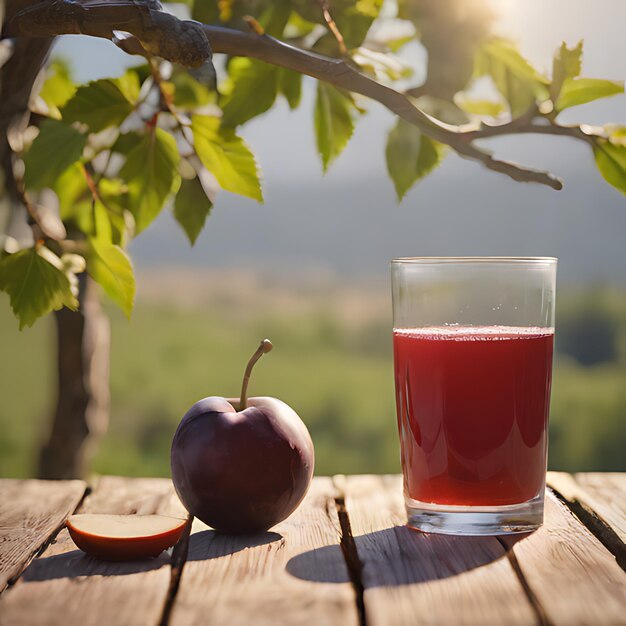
[507,490,626,625]
[0,476,186,626]
[0,479,86,593]
[338,474,536,625]
[169,476,358,626]
[574,473,626,543]
[548,471,626,567]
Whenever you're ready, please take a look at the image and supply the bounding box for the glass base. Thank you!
[405,493,544,536]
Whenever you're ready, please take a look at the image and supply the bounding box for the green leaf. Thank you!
[455,97,505,118]
[87,237,135,317]
[386,119,445,201]
[114,69,141,102]
[61,72,140,132]
[354,47,413,82]
[0,247,78,329]
[119,128,181,233]
[54,163,89,219]
[191,1,219,24]
[385,33,415,54]
[556,78,624,112]
[111,132,143,155]
[98,180,130,246]
[551,41,583,100]
[338,0,384,48]
[315,83,356,171]
[126,63,152,85]
[481,38,547,83]
[53,163,96,236]
[291,0,382,49]
[221,58,279,127]
[417,96,469,125]
[607,126,626,146]
[278,68,302,109]
[39,60,76,118]
[594,139,626,195]
[56,172,128,244]
[259,0,292,36]
[192,115,262,201]
[173,176,213,245]
[475,38,548,118]
[285,11,317,37]
[24,120,86,190]
[93,200,113,242]
[171,72,214,108]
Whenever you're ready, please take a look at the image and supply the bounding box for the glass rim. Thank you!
[391,256,557,265]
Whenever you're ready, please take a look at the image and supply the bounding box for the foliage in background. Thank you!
[1,284,625,477]
[1,0,625,328]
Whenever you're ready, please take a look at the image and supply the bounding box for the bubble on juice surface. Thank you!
[393,326,555,341]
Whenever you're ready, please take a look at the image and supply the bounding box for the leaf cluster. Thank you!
[1,0,625,328]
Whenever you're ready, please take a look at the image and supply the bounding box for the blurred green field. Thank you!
[1,274,625,478]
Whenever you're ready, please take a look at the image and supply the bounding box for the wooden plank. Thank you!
[339,474,536,625]
[0,476,186,626]
[0,479,86,592]
[574,473,626,543]
[548,471,626,566]
[169,476,358,626]
[507,490,626,625]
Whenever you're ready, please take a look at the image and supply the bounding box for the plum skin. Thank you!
[171,396,314,533]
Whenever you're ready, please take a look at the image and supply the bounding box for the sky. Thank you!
[54,0,626,285]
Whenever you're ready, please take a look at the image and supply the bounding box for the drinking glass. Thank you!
[391,257,557,535]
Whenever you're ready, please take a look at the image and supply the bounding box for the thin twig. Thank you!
[315,0,348,57]
[148,58,197,154]
[80,162,123,216]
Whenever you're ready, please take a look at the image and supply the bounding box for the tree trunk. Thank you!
[38,275,110,479]
[1,12,113,480]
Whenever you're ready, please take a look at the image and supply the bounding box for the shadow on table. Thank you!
[286,525,533,586]
[21,530,283,582]
[187,529,283,561]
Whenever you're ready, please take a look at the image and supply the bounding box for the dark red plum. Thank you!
[170,340,314,533]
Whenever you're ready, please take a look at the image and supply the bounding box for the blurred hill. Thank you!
[2,276,625,478]
[130,126,626,284]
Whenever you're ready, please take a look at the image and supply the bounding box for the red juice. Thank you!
[393,326,554,507]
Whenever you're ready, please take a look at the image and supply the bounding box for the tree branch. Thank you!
[4,1,564,190]
[203,26,563,190]
[460,120,598,145]
[4,0,211,67]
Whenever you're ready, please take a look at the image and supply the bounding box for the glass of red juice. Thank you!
[391,257,557,535]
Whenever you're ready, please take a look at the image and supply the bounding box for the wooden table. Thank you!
[0,473,624,625]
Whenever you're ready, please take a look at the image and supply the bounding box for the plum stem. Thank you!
[240,339,273,410]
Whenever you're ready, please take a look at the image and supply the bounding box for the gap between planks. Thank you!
[495,537,552,626]
[0,479,90,594]
[332,474,540,626]
[157,514,192,626]
[155,479,367,626]
[547,472,626,570]
[160,477,364,626]
[19,483,93,578]
[0,477,189,626]
[330,486,366,626]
